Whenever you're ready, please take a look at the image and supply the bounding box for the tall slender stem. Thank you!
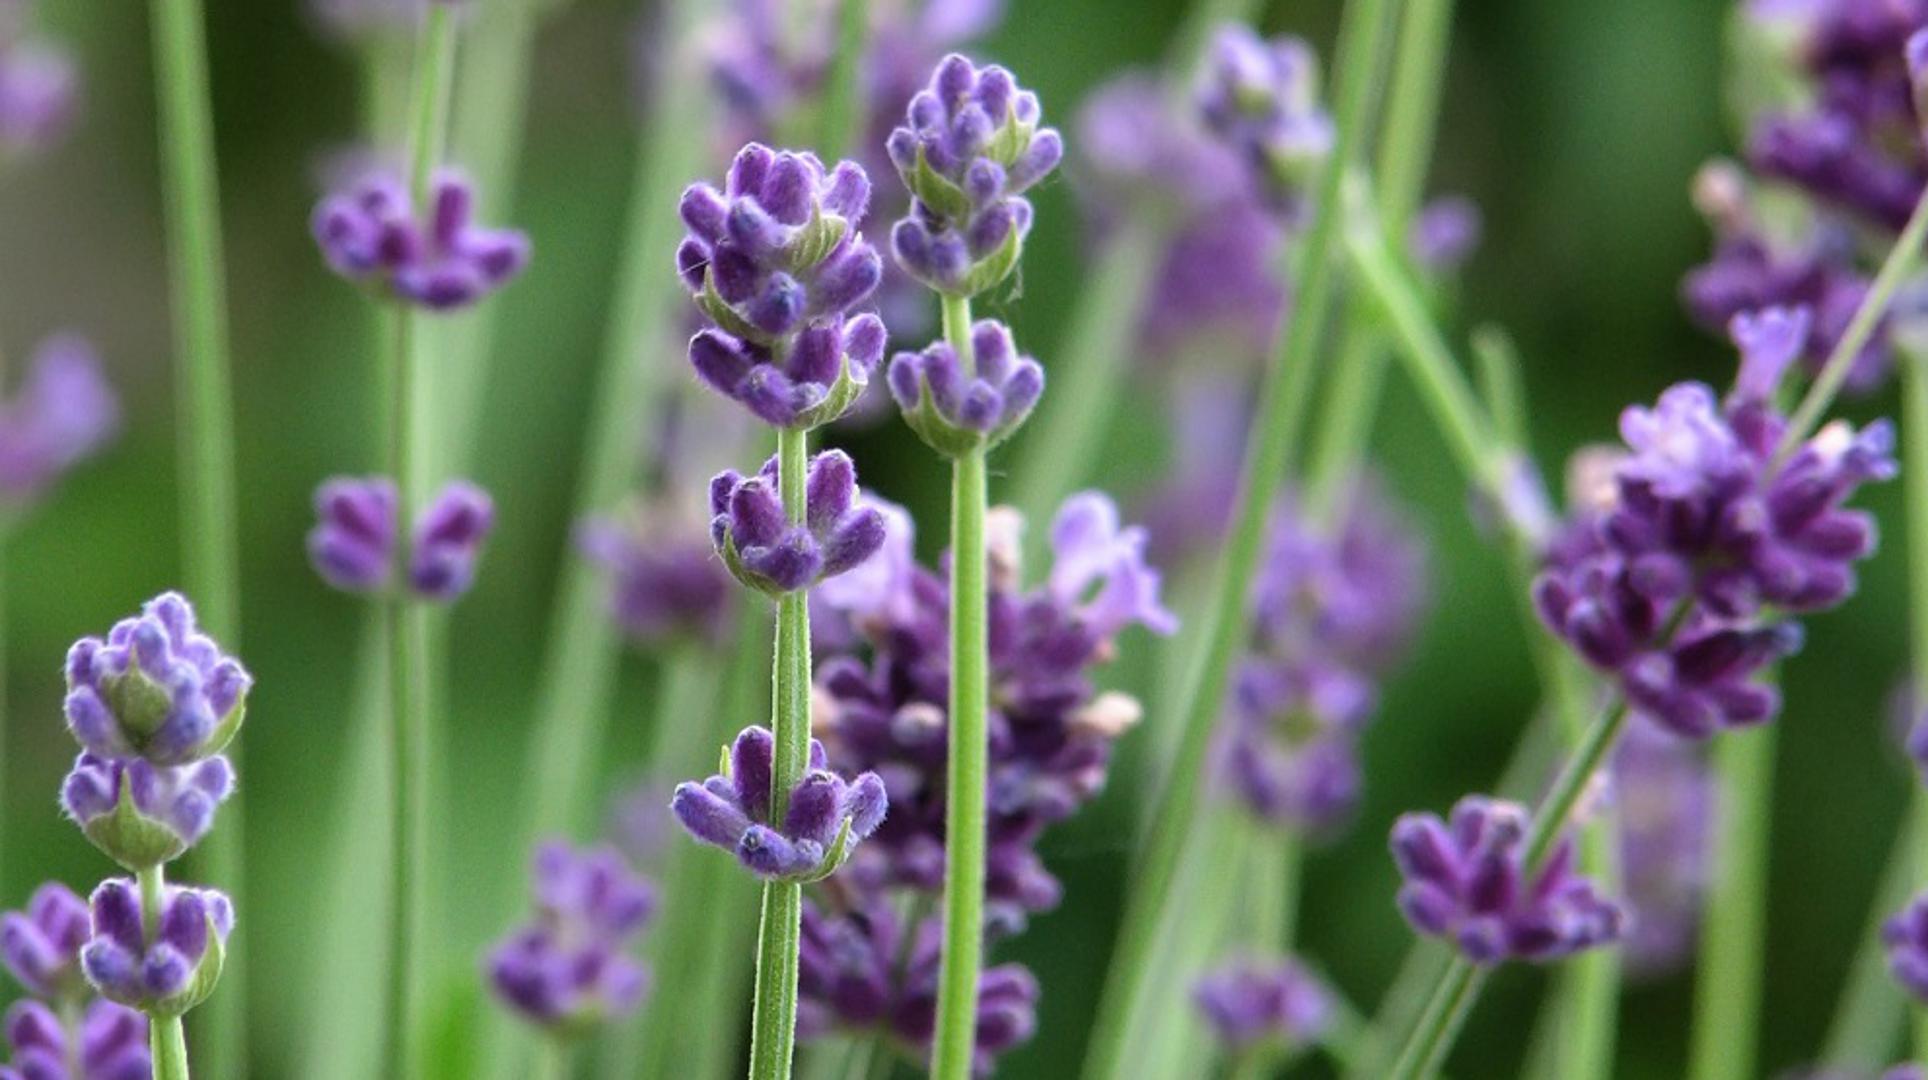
[932,293,989,1079]
[138,864,192,1080]
[1079,4,1397,1076]
[749,425,814,1080]
[1820,806,1919,1066]
[147,0,242,1071]
[817,0,870,158]
[1906,339,1928,1064]
[1686,724,1775,1080]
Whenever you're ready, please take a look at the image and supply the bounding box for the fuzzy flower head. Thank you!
[488,841,655,1035]
[0,335,119,507]
[64,592,248,767]
[0,883,90,1002]
[62,753,234,871]
[888,317,1044,456]
[1196,24,1334,214]
[81,879,232,1017]
[797,898,1038,1074]
[887,53,1062,297]
[709,450,886,596]
[577,511,734,647]
[672,726,888,883]
[1391,796,1624,964]
[1193,958,1330,1052]
[312,169,531,310]
[307,477,496,602]
[0,999,147,1080]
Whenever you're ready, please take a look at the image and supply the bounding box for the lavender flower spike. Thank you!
[1196,25,1335,214]
[307,477,495,602]
[671,726,888,882]
[709,450,887,596]
[1391,795,1623,964]
[63,592,249,766]
[0,883,91,1002]
[0,334,119,506]
[1193,958,1330,1051]
[888,317,1045,456]
[487,840,655,1034]
[80,879,232,1017]
[0,999,148,1080]
[312,168,531,310]
[888,53,1063,296]
[61,753,234,870]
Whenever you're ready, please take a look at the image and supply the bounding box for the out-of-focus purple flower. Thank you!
[1141,200,1287,364]
[312,169,530,310]
[1193,957,1330,1051]
[487,840,655,1033]
[813,495,919,647]
[1886,888,1928,1002]
[577,511,733,647]
[1391,796,1624,964]
[1075,75,1253,215]
[1534,308,1894,737]
[61,753,234,871]
[1196,24,1334,216]
[1612,717,1712,978]
[672,726,888,882]
[708,450,886,595]
[888,317,1044,455]
[81,879,232,1016]
[1048,491,1179,642]
[306,477,495,602]
[0,335,118,506]
[888,53,1062,297]
[0,37,76,156]
[0,999,148,1080]
[63,592,249,766]
[1410,195,1482,274]
[0,883,90,1002]
[796,898,1038,1074]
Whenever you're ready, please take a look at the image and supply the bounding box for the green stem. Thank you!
[137,865,192,1080]
[1776,183,1928,463]
[749,425,814,1080]
[148,0,243,1071]
[1470,326,1527,452]
[932,292,989,1080]
[1686,725,1775,1080]
[1820,807,1918,1066]
[1551,818,1622,1080]
[1388,963,1487,1080]
[1905,337,1928,1065]
[817,0,870,157]
[1079,4,1397,1076]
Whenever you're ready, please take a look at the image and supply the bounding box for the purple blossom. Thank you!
[0,883,90,1002]
[0,999,148,1080]
[1047,491,1179,642]
[1410,195,1482,274]
[487,840,655,1033]
[0,335,119,506]
[887,53,1062,297]
[1192,957,1330,1051]
[0,36,75,156]
[1195,25,1334,216]
[311,169,530,310]
[306,477,495,602]
[671,726,889,882]
[1390,795,1624,964]
[1887,888,1928,1002]
[81,879,233,1016]
[708,450,887,595]
[1075,74,1253,214]
[61,753,234,870]
[888,317,1045,455]
[63,592,249,766]
[1612,717,1712,978]
[797,898,1038,1075]
[577,513,733,647]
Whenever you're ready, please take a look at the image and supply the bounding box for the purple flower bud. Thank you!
[1196,26,1334,215]
[1,998,148,1080]
[670,726,889,883]
[0,335,120,507]
[0,39,76,156]
[64,592,249,766]
[0,883,90,1002]
[307,476,495,602]
[1193,957,1330,1050]
[61,753,234,870]
[710,451,886,596]
[889,318,1045,455]
[577,511,733,647]
[487,840,654,1033]
[312,169,529,310]
[1409,195,1482,273]
[1887,889,1928,1003]
[409,481,495,601]
[81,879,232,1016]
[1390,796,1623,963]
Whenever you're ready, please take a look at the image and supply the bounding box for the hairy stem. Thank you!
[1078,4,1398,1077]
[933,292,990,1079]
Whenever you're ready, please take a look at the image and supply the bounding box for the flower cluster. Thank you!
[1533,308,1894,737]
[487,841,655,1034]
[1195,24,1334,216]
[888,317,1044,456]
[312,169,531,310]
[886,53,1062,297]
[79,880,232,1018]
[708,449,886,596]
[577,509,734,647]
[307,476,496,602]
[1218,482,1427,833]
[1391,796,1624,964]
[0,335,118,507]
[0,884,89,1003]
[1612,716,1712,977]
[796,896,1038,1074]
[679,144,887,429]
[1,999,147,1080]
[672,727,889,883]
[1192,958,1330,1052]
[0,1,76,158]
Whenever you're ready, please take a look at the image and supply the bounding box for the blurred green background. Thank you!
[0,0,1910,1076]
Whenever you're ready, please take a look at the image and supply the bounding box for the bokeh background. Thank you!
[0,0,1907,1076]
